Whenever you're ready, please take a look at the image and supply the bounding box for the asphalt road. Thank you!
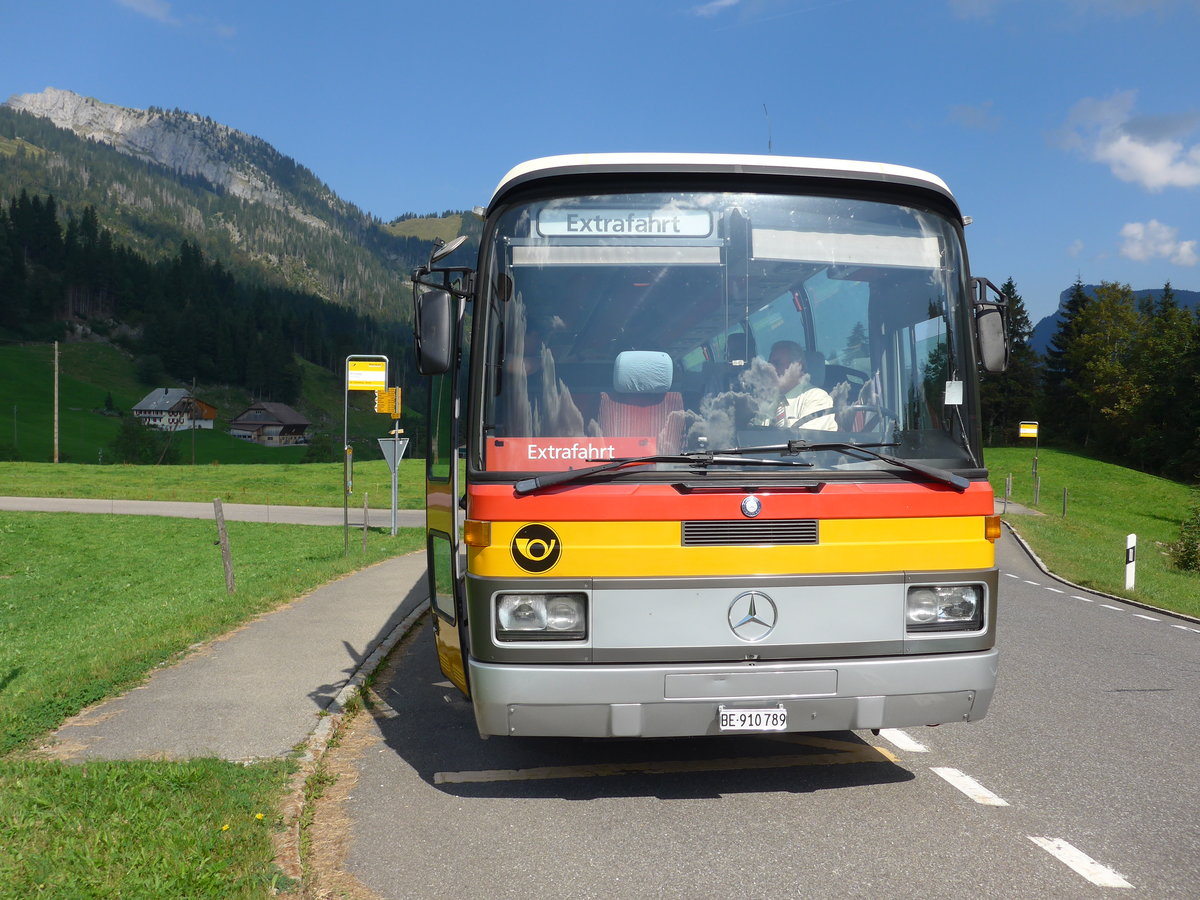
[318,532,1200,899]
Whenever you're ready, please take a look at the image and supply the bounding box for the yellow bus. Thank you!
[413,153,1008,738]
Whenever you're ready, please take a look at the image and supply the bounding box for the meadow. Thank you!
[0,506,421,897]
[985,446,1199,619]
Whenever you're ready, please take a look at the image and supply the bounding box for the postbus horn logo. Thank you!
[511,524,562,573]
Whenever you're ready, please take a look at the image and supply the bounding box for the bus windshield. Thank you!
[475,188,980,480]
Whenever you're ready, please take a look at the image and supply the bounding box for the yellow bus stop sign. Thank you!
[1019,421,1038,439]
[347,359,387,391]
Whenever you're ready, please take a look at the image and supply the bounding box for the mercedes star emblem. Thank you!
[741,495,762,518]
[727,590,778,641]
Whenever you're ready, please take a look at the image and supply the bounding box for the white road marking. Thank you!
[1023,580,1041,586]
[931,767,1010,806]
[1075,596,1094,602]
[1046,587,1064,593]
[1004,572,1020,578]
[878,728,928,752]
[1028,837,1133,888]
[1101,604,1123,611]
[1135,614,1160,622]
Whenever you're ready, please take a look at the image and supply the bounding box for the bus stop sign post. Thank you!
[1019,421,1039,503]
[344,355,388,554]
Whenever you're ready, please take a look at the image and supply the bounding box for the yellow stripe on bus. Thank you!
[470,517,994,578]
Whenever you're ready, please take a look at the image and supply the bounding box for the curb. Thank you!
[1003,520,1200,626]
[274,598,431,887]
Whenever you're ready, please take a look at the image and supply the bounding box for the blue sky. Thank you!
[2,0,1198,323]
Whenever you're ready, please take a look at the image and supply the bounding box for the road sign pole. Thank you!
[391,429,399,536]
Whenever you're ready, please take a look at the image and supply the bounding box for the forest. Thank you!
[982,277,1200,482]
[0,190,415,406]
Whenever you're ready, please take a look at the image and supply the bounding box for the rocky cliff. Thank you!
[5,87,333,228]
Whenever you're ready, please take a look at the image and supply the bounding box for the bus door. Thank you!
[422,295,471,696]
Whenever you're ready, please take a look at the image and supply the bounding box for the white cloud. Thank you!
[952,0,1199,16]
[1119,220,1198,266]
[950,100,1001,131]
[692,0,741,16]
[116,0,177,25]
[1059,91,1200,191]
[948,0,1005,17]
[1068,239,1085,257]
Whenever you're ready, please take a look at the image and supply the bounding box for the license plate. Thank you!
[718,706,788,732]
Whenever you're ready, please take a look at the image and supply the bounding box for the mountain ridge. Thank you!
[1,87,443,318]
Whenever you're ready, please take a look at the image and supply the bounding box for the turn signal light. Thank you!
[984,515,1002,542]
[464,519,491,547]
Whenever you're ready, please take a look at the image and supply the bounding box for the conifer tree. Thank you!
[1042,278,1091,443]
[979,277,1039,444]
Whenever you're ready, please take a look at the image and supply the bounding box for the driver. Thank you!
[767,341,836,431]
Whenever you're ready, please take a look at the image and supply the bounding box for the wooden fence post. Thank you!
[213,498,236,594]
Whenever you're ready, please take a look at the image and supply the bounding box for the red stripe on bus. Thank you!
[466,480,994,521]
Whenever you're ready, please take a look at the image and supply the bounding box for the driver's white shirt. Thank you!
[779,383,836,430]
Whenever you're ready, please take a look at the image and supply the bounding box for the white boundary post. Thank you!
[1125,534,1136,591]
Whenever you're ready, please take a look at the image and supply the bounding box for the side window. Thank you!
[427,371,453,481]
[427,531,456,622]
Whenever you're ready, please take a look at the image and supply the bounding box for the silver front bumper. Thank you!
[469,648,998,737]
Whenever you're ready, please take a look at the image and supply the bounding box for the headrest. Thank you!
[726,332,749,365]
[803,350,826,386]
[613,350,673,394]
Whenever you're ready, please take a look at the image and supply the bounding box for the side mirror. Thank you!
[413,283,454,375]
[971,277,1010,374]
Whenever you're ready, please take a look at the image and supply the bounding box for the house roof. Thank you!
[134,388,191,412]
[229,402,310,427]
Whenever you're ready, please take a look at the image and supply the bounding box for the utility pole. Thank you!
[52,343,59,465]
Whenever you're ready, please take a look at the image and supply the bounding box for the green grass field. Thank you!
[0,757,296,898]
[985,446,1199,618]
[0,458,426,508]
[0,510,422,897]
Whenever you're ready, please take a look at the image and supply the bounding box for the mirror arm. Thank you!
[412,266,475,300]
[971,276,1007,308]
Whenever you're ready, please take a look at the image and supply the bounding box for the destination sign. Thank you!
[538,208,712,238]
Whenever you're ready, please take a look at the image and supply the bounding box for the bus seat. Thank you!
[599,351,684,454]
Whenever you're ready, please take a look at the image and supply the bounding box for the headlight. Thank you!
[906,585,983,632]
[496,593,587,641]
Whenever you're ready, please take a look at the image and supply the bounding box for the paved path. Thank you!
[41,551,429,761]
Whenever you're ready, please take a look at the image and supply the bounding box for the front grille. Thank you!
[681,519,819,546]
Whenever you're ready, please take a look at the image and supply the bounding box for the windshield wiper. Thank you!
[513,452,813,496]
[711,440,970,492]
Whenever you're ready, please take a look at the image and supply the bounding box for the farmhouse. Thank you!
[132,388,217,431]
[229,402,310,446]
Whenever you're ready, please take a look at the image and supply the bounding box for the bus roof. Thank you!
[489,152,958,212]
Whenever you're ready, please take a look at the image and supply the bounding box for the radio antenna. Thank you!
[763,104,772,154]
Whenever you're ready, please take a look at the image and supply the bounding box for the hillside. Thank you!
[1,88,439,319]
[0,341,408,465]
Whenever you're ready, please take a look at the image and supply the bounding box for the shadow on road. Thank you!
[366,620,916,802]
